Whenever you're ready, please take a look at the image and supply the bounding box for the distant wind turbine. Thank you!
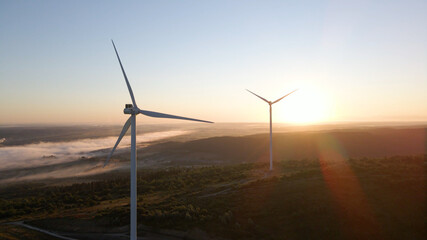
[105,40,213,240]
[246,89,297,171]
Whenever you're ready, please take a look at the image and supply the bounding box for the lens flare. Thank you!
[316,135,383,239]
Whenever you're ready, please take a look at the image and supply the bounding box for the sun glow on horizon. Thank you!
[277,86,333,124]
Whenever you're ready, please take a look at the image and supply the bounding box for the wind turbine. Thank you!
[246,89,297,171]
[104,40,213,240]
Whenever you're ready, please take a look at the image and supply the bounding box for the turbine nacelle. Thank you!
[124,104,139,115]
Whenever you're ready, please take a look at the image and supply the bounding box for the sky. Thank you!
[1,0,426,125]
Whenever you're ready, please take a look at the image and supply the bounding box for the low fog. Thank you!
[0,130,189,170]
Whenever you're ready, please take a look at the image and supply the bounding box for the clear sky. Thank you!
[1,0,426,125]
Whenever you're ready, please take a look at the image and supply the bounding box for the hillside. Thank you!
[143,127,426,165]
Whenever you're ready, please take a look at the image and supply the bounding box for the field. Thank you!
[0,155,425,239]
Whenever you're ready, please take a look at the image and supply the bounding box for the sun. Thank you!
[276,86,332,124]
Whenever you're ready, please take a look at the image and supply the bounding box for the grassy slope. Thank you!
[0,224,60,240]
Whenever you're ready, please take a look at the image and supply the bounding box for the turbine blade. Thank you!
[246,89,269,103]
[104,117,132,167]
[139,109,213,123]
[272,89,298,104]
[111,40,138,108]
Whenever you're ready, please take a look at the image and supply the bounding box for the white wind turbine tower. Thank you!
[104,40,213,240]
[246,89,297,171]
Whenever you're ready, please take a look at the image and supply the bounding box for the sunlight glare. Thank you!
[277,86,332,124]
